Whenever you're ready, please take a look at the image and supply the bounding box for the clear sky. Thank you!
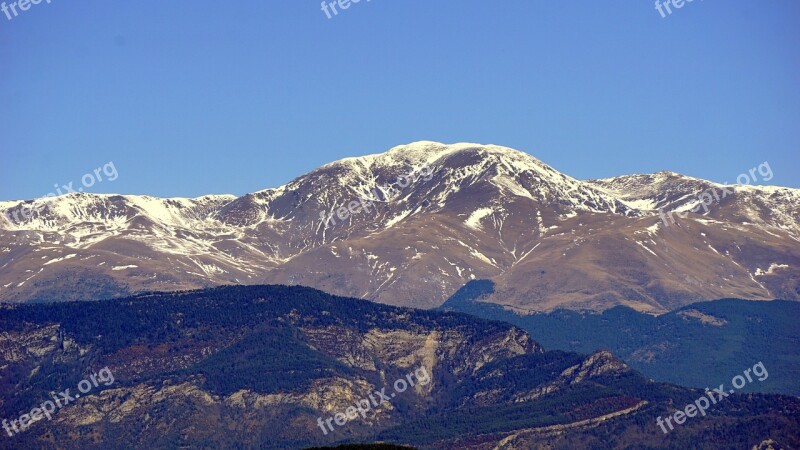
[1,0,798,200]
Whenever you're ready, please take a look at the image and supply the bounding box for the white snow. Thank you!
[385,209,413,228]
[647,223,661,233]
[465,207,494,230]
[755,263,789,276]
[621,198,659,211]
[44,254,77,265]
[635,241,657,256]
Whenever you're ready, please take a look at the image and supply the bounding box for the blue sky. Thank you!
[1,0,798,200]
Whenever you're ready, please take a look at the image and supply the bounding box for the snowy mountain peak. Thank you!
[1,141,799,312]
[319,141,551,176]
[1,192,237,232]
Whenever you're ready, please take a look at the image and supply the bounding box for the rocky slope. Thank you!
[1,142,798,312]
[0,285,797,449]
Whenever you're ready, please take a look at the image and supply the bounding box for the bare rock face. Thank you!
[2,142,798,312]
[459,327,542,375]
[752,438,785,450]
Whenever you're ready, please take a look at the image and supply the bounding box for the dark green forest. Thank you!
[441,280,800,396]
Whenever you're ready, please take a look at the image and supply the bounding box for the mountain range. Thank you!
[441,279,800,396]
[2,141,798,313]
[1,285,797,449]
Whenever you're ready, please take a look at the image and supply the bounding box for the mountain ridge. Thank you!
[1,284,798,449]
[441,279,800,396]
[1,141,798,312]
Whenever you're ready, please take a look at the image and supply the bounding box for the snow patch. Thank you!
[465,207,494,230]
[44,254,77,265]
[755,263,789,276]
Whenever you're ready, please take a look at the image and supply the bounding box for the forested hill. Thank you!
[1,285,798,449]
[441,280,800,396]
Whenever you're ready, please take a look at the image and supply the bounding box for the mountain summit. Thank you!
[1,142,798,312]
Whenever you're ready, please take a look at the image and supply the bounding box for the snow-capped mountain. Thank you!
[590,171,800,234]
[1,141,798,312]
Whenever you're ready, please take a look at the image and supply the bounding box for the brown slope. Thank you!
[0,142,798,312]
